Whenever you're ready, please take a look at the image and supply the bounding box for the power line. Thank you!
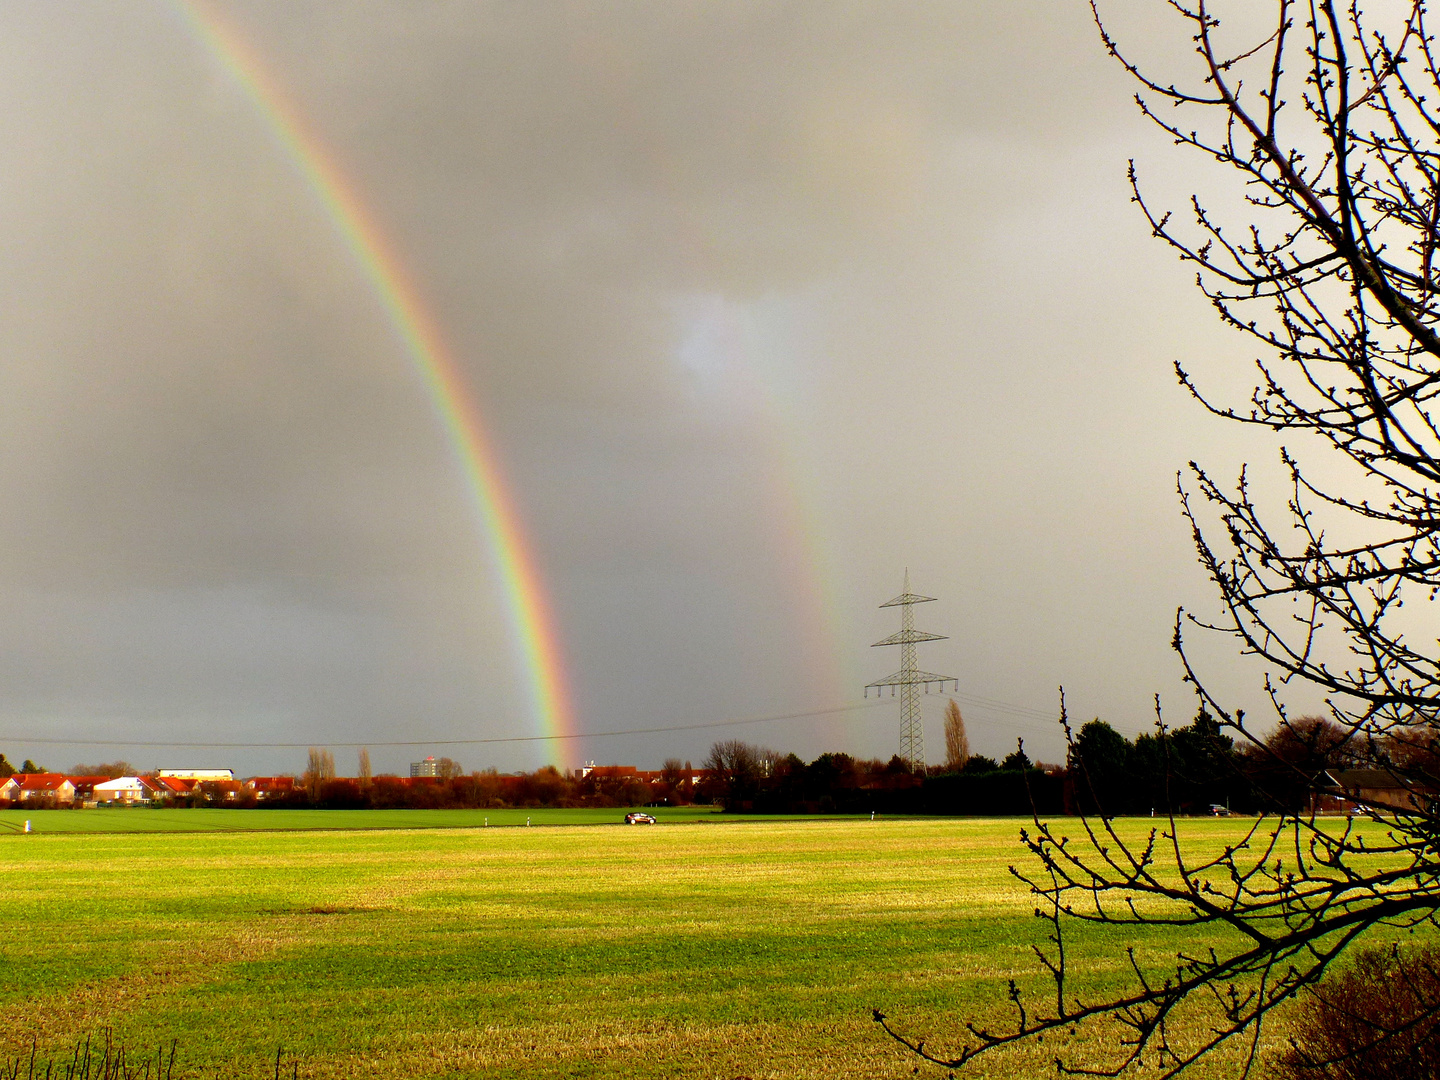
[0,690,1067,751]
[954,706,1065,740]
[949,690,1060,724]
[0,698,896,750]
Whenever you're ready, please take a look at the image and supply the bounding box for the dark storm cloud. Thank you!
[0,2,1285,774]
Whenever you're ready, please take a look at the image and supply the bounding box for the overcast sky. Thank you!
[0,1,1306,776]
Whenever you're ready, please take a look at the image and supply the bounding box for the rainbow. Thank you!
[170,1,577,759]
[671,295,854,723]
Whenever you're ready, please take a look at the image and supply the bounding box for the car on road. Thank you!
[624,812,656,825]
[1208,804,1231,816]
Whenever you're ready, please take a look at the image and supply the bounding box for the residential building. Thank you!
[243,776,299,801]
[157,769,234,781]
[93,777,160,804]
[1327,768,1432,813]
[4,774,77,803]
[67,776,116,803]
[152,776,199,799]
[196,780,244,802]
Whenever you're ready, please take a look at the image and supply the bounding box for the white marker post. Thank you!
[23,820,31,834]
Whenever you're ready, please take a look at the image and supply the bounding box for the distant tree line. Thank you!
[5,701,1413,815]
[698,703,1427,817]
[697,736,1057,815]
[278,762,685,810]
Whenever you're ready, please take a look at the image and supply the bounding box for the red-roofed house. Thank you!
[153,776,198,799]
[196,780,244,803]
[244,776,299,801]
[66,776,117,804]
[584,765,640,780]
[3,774,76,804]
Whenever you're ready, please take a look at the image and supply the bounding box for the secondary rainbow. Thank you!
[171,0,577,758]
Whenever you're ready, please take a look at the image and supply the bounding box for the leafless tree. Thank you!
[357,746,372,787]
[436,756,464,780]
[943,699,970,770]
[875,3,1440,1075]
[304,747,334,801]
[69,761,136,778]
[661,757,691,803]
[702,739,762,808]
[757,746,786,779]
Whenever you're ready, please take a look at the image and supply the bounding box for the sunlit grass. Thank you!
[0,816,1346,1079]
[0,806,731,833]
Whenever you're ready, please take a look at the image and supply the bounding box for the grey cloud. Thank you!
[0,2,1282,774]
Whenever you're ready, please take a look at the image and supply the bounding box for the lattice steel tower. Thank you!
[865,571,956,770]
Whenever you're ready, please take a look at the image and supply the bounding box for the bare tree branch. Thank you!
[878,3,1440,1075]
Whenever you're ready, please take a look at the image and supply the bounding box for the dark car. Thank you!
[624,812,656,825]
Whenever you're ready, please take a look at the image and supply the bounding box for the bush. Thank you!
[316,779,366,809]
[1275,944,1440,1080]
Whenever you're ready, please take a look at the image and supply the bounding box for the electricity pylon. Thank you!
[865,571,956,770]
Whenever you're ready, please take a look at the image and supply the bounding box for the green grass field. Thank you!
[0,806,731,834]
[0,815,1371,1079]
